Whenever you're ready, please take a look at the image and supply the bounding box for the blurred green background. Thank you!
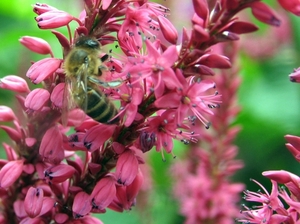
[0,0,300,223]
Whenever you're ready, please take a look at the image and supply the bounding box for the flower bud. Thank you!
[32,3,59,15]
[0,160,24,188]
[26,58,61,84]
[0,106,16,122]
[25,88,50,111]
[39,126,64,165]
[0,75,30,93]
[24,187,44,218]
[35,11,74,29]
[19,36,52,55]
[157,16,178,44]
[73,191,92,218]
[116,150,139,186]
[277,0,300,16]
[44,164,75,184]
[250,2,280,26]
[90,176,116,210]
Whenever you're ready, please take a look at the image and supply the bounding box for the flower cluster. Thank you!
[0,0,299,223]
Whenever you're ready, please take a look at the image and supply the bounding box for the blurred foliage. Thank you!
[1,0,300,224]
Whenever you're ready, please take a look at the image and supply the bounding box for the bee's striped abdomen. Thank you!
[85,88,119,124]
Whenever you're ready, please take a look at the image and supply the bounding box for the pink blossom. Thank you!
[32,3,59,15]
[72,191,92,218]
[250,2,281,26]
[277,0,300,16]
[289,67,300,83]
[116,149,139,186]
[0,106,16,122]
[35,10,76,29]
[39,126,64,164]
[44,164,75,184]
[24,88,50,111]
[90,176,116,210]
[0,160,24,188]
[157,15,178,44]
[26,58,61,84]
[0,75,30,93]
[19,36,53,55]
[24,187,44,218]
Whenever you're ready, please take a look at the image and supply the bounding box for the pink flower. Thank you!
[90,176,116,210]
[24,88,50,111]
[24,187,44,218]
[0,160,24,188]
[250,2,281,26]
[157,15,178,44]
[44,164,75,184]
[115,149,139,186]
[155,70,221,127]
[72,191,92,218]
[289,67,300,83]
[19,36,53,56]
[35,10,76,29]
[0,106,17,122]
[277,0,300,16]
[39,126,64,164]
[26,58,61,84]
[0,75,30,93]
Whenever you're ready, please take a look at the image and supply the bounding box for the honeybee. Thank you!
[63,35,121,125]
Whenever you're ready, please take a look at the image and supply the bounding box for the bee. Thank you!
[63,35,121,125]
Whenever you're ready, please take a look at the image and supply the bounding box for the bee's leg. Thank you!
[100,54,109,62]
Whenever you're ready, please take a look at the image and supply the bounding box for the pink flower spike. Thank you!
[83,124,116,152]
[19,36,53,55]
[116,150,139,186]
[90,176,116,210]
[0,75,30,93]
[0,160,24,188]
[250,2,281,26]
[39,126,64,165]
[25,88,50,111]
[32,3,58,15]
[73,191,92,218]
[26,58,61,84]
[24,187,44,218]
[35,11,75,29]
[0,106,16,122]
[277,0,300,16]
[44,164,75,184]
[157,16,178,44]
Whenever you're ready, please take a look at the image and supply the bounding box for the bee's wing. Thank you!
[88,76,122,88]
[62,64,89,126]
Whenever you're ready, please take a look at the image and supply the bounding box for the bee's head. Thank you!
[75,36,100,49]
